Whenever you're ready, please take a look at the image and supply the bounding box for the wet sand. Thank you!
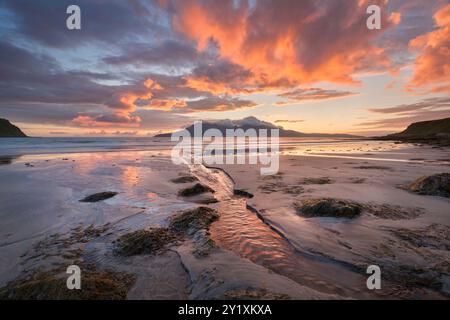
[0,141,449,299]
[0,150,332,299]
[216,143,450,298]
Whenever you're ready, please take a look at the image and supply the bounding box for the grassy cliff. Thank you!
[398,118,450,136]
[378,118,450,146]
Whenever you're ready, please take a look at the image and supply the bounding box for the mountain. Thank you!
[154,116,361,138]
[0,118,27,137]
[377,118,450,146]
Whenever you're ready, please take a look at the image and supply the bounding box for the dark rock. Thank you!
[0,118,27,137]
[171,175,199,183]
[0,265,134,300]
[114,228,178,256]
[295,198,362,218]
[169,207,219,235]
[80,191,118,202]
[178,183,214,197]
[195,198,219,204]
[234,189,254,198]
[406,173,450,197]
[0,155,20,165]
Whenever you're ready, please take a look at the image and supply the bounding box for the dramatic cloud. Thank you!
[374,0,443,68]
[178,97,256,113]
[0,40,145,123]
[0,0,447,136]
[0,38,253,129]
[0,41,119,106]
[184,61,256,95]
[103,39,202,68]
[408,4,450,93]
[0,40,194,131]
[1,0,162,48]
[72,114,141,128]
[114,75,258,114]
[160,0,400,89]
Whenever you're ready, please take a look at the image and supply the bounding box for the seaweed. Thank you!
[178,183,215,197]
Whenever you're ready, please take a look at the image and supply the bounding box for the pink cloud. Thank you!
[408,4,450,93]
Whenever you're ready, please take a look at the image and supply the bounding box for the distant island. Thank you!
[377,117,450,147]
[154,117,361,138]
[0,118,27,137]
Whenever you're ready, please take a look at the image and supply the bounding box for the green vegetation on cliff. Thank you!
[398,118,450,136]
[378,118,450,146]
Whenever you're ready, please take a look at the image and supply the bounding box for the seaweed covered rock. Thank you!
[0,266,135,300]
[169,207,219,235]
[80,191,118,202]
[295,198,362,218]
[114,228,178,256]
[406,173,450,198]
[114,208,219,256]
[178,183,215,197]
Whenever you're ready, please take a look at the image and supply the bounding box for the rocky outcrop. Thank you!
[80,191,118,202]
[406,173,450,198]
[178,183,215,197]
[114,228,179,256]
[169,207,220,235]
[295,198,362,218]
[0,118,27,137]
[377,118,450,147]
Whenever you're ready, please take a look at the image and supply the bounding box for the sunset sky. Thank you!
[0,0,449,137]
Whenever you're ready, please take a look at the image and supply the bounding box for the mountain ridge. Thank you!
[154,116,362,138]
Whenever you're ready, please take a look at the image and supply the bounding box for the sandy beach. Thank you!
[0,138,449,299]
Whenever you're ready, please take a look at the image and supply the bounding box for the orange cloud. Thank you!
[408,4,450,93]
[142,99,187,111]
[185,76,241,95]
[144,78,163,90]
[162,0,399,90]
[72,114,141,128]
[70,79,167,128]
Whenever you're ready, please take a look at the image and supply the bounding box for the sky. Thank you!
[0,0,449,137]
